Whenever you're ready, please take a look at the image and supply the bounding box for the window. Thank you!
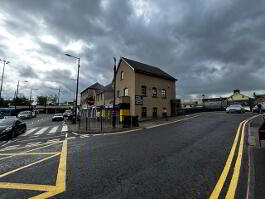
[124,88,128,96]
[121,71,124,80]
[152,87,157,97]
[141,86,147,96]
[152,107,157,118]
[117,90,120,97]
[161,89,166,98]
[142,107,147,118]
[100,93,102,100]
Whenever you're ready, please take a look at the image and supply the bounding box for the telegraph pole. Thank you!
[0,59,10,106]
[112,57,117,128]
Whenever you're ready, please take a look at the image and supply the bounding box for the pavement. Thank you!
[245,114,265,199]
[0,112,260,198]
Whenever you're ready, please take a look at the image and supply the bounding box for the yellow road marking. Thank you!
[0,152,60,156]
[225,120,247,198]
[210,114,261,199]
[0,141,62,161]
[209,120,244,199]
[0,140,63,152]
[0,153,60,178]
[104,115,200,136]
[0,182,56,191]
[29,139,68,199]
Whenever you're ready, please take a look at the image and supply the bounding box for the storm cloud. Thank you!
[0,0,265,101]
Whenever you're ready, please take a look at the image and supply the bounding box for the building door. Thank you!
[152,107,157,118]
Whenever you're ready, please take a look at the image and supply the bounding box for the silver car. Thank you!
[18,111,33,119]
[226,105,245,113]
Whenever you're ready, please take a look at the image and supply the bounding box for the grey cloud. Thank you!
[18,65,39,78]
[0,0,265,100]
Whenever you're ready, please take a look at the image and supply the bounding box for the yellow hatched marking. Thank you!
[0,152,60,156]
[0,182,56,191]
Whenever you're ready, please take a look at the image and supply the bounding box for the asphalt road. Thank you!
[0,112,256,199]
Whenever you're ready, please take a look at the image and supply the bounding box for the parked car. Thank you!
[252,105,265,113]
[52,113,64,121]
[0,118,27,140]
[63,110,73,117]
[226,105,245,113]
[18,111,33,119]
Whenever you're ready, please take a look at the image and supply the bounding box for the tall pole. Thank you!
[112,57,116,128]
[29,89,32,109]
[58,88,61,105]
[15,80,19,114]
[75,58,80,124]
[0,59,10,106]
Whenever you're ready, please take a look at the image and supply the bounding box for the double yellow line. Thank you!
[210,115,259,199]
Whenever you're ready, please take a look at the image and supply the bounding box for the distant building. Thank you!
[253,93,265,106]
[80,57,177,120]
[226,89,253,111]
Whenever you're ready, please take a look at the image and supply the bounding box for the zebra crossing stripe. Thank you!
[34,127,49,135]
[48,126,59,134]
[26,142,42,147]
[21,128,38,136]
[47,139,60,143]
[62,125,68,132]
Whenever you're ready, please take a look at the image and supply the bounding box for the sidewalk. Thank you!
[66,113,200,134]
[247,115,265,199]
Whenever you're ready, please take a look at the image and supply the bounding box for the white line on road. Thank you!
[34,127,49,135]
[48,126,59,134]
[62,125,68,132]
[26,142,42,147]
[47,139,60,143]
[21,128,38,136]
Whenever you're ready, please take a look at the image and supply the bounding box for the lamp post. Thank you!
[15,80,28,114]
[0,59,10,106]
[29,88,38,109]
[112,57,117,128]
[65,53,80,124]
[202,94,205,111]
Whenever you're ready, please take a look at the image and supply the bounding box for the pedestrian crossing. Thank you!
[20,125,69,137]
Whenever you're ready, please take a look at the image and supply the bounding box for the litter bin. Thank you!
[122,116,131,128]
[258,118,265,146]
[132,116,139,127]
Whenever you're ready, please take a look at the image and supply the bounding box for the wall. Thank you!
[115,59,136,115]
[134,72,176,119]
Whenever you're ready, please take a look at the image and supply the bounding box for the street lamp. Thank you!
[29,88,38,109]
[0,59,10,106]
[15,80,28,114]
[65,53,80,124]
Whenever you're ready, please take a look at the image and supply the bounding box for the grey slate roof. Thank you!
[81,82,104,94]
[122,57,177,81]
[103,83,113,92]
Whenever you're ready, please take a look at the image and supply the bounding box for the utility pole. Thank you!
[15,80,19,114]
[58,88,61,105]
[112,57,117,128]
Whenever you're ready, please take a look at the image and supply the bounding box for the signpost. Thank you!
[135,95,143,105]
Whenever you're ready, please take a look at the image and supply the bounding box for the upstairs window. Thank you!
[152,87,157,97]
[161,89,166,98]
[124,88,128,96]
[141,86,147,96]
[121,71,124,80]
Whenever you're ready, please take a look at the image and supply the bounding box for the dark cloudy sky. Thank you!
[0,0,265,101]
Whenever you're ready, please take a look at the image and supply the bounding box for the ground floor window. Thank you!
[152,107,157,117]
[142,107,147,118]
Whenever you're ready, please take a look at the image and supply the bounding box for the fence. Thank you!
[78,115,124,131]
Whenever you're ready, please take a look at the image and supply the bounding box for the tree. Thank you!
[37,96,47,106]
[12,97,30,106]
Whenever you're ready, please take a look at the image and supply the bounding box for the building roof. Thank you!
[121,57,177,81]
[103,83,113,92]
[81,82,104,94]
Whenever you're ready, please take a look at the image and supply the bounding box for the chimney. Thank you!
[233,89,240,94]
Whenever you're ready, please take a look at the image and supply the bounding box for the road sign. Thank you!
[135,95,143,105]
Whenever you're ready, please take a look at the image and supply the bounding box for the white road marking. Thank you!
[80,135,90,138]
[48,126,59,134]
[65,133,68,138]
[0,141,12,147]
[62,125,68,132]
[47,139,60,143]
[34,127,49,135]
[26,142,42,147]
[3,145,20,150]
[67,137,76,140]
[21,128,38,136]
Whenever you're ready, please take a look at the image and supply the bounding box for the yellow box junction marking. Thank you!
[210,114,261,199]
[0,140,68,199]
